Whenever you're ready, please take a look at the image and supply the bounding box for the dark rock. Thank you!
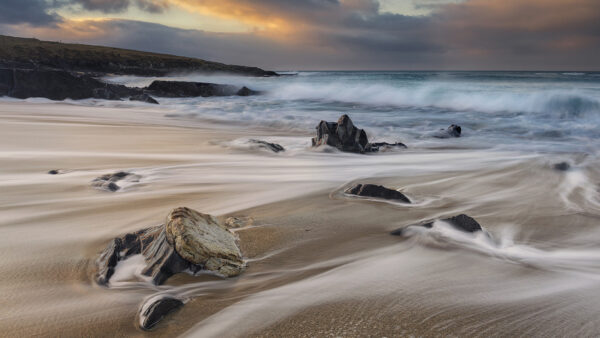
[391,214,482,236]
[553,162,571,171]
[0,68,139,101]
[345,184,410,203]
[47,169,65,175]
[369,142,407,151]
[249,139,285,153]
[95,207,243,286]
[312,114,406,154]
[145,80,258,98]
[433,124,462,138]
[236,86,259,96]
[130,93,159,104]
[138,295,184,330]
[91,171,139,192]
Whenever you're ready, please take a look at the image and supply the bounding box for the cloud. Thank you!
[1,0,599,70]
[61,0,169,14]
[0,0,62,26]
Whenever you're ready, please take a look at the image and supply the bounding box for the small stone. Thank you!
[345,184,410,203]
[553,162,570,171]
[138,295,184,330]
[248,139,285,153]
[391,214,482,236]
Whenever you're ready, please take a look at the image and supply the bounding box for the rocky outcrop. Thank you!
[312,114,406,154]
[145,80,259,98]
[138,295,184,331]
[369,142,407,151]
[345,184,410,203]
[391,214,482,236]
[249,139,285,153]
[0,34,278,77]
[130,93,159,104]
[95,207,243,286]
[91,171,140,192]
[433,124,462,138]
[237,86,259,96]
[0,68,138,100]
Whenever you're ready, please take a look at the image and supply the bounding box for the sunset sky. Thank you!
[1,0,599,70]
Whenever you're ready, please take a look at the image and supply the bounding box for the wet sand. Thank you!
[2,101,600,337]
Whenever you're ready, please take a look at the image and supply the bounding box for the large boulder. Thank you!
[95,207,243,286]
[391,214,482,236]
[345,184,410,203]
[312,114,406,154]
[145,80,258,98]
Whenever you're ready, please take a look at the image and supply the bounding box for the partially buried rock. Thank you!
[130,93,159,104]
[91,171,140,192]
[312,114,405,154]
[553,162,571,171]
[369,142,407,152]
[47,169,66,175]
[345,184,410,203]
[433,124,462,138]
[138,295,184,331]
[391,214,482,236]
[249,139,285,153]
[95,207,243,286]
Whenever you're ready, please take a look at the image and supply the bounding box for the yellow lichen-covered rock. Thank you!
[165,207,244,277]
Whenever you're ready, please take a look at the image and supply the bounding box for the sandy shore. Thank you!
[2,101,600,337]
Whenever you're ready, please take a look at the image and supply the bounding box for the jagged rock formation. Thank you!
[248,139,285,153]
[311,114,406,154]
[390,214,483,236]
[345,184,410,203]
[95,207,244,286]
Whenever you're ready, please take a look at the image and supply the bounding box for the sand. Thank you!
[2,101,600,337]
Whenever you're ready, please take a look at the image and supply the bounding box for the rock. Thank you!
[312,114,406,154]
[236,86,259,96]
[138,295,184,331]
[433,124,462,138]
[91,171,140,192]
[369,142,407,152]
[130,93,159,104]
[95,207,243,286]
[47,169,66,175]
[249,139,285,153]
[145,80,258,98]
[345,184,410,203]
[553,162,571,171]
[391,214,482,236]
[0,68,139,101]
[166,207,244,277]
[224,216,253,228]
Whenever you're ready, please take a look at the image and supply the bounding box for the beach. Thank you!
[2,86,600,337]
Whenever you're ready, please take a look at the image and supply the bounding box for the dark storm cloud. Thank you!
[62,0,169,13]
[0,0,62,26]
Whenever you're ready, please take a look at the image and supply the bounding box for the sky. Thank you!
[1,0,599,71]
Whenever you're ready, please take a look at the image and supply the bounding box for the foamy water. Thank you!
[2,71,600,336]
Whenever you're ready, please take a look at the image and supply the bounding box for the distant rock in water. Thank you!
[433,124,462,138]
[345,184,410,203]
[47,169,66,175]
[130,93,159,104]
[391,214,482,236]
[138,295,184,331]
[95,207,244,286]
[91,171,140,192]
[237,86,259,96]
[145,80,259,98]
[312,114,406,154]
[369,142,407,151]
[553,162,571,171]
[249,139,285,153]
